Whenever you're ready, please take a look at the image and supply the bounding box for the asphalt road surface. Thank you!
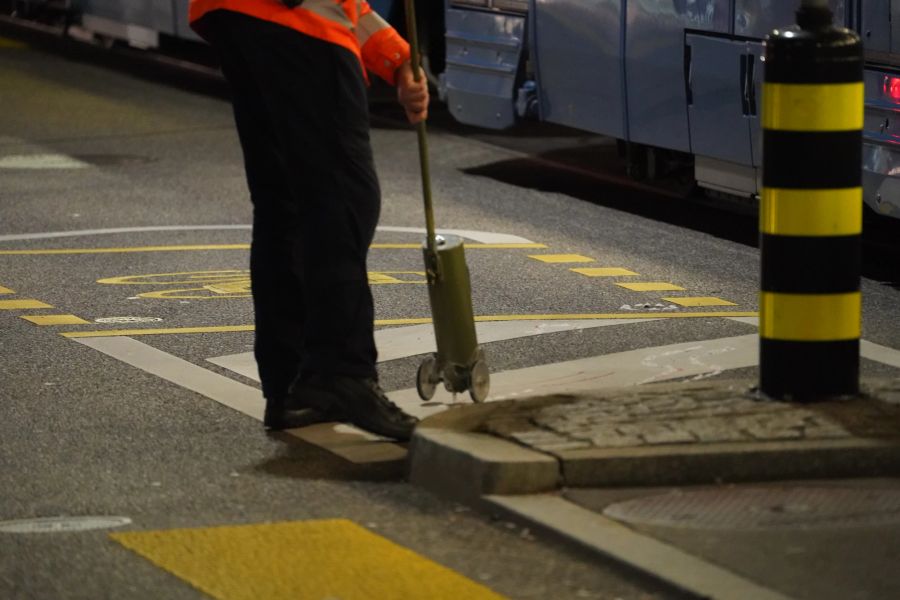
[1,30,898,600]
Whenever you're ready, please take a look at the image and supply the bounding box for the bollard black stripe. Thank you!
[760,234,861,293]
[759,339,859,399]
[764,54,862,84]
[763,131,861,189]
[765,28,863,84]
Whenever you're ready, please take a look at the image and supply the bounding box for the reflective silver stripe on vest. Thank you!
[300,0,353,30]
[356,6,389,47]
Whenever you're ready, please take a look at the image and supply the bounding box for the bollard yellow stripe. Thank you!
[760,291,860,341]
[763,82,863,131]
[111,519,505,600]
[760,187,862,236]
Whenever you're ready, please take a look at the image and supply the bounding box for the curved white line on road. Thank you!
[377,226,534,244]
[0,225,251,242]
[0,225,534,244]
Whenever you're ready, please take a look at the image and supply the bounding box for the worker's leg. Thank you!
[200,11,307,404]
[225,15,381,380]
[199,12,413,440]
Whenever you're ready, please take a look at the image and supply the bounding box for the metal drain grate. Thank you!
[603,487,900,530]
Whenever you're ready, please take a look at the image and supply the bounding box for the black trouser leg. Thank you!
[201,11,380,401]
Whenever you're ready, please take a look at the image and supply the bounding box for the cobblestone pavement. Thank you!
[482,379,900,454]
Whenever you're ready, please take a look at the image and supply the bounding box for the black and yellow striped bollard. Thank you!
[760,0,864,400]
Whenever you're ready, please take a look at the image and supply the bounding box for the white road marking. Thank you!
[861,340,900,368]
[59,237,899,465]
[0,225,532,244]
[206,318,657,382]
[73,336,264,421]
[376,226,534,244]
[0,153,90,169]
[0,225,252,242]
[391,334,760,420]
[729,316,900,368]
[75,326,900,464]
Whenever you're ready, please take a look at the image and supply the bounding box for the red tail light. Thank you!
[884,75,900,103]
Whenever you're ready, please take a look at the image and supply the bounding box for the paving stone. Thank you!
[589,433,645,448]
[682,418,752,443]
[735,414,806,440]
[638,424,698,445]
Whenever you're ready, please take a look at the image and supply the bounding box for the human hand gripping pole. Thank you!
[402,0,438,278]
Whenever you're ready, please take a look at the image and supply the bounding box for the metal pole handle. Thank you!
[403,0,438,270]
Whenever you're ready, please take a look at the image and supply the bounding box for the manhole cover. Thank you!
[603,487,900,530]
[0,516,131,533]
[94,317,163,324]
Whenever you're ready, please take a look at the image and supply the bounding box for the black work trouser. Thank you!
[201,10,380,401]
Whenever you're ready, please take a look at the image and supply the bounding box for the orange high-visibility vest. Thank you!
[189,0,410,84]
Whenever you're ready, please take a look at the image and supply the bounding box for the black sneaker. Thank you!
[304,376,418,441]
[264,390,345,431]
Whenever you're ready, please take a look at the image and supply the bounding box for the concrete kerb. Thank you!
[407,398,570,503]
[406,378,900,501]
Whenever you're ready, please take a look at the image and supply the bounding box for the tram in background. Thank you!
[4,1,899,220]
[436,0,899,220]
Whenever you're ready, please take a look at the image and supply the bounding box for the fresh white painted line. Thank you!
[0,153,90,169]
[485,494,793,600]
[74,336,402,463]
[0,225,252,242]
[392,334,760,419]
[728,316,900,368]
[376,226,534,244]
[206,318,656,382]
[206,352,259,381]
[76,325,900,465]
[73,336,265,421]
[0,225,532,244]
[861,340,900,369]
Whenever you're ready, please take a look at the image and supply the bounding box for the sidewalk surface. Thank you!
[407,377,900,600]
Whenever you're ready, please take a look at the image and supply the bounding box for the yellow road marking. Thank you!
[369,271,427,284]
[663,297,738,307]
[616,282,685,292]
[98,271,247,285]
[0,243,546,256]
[528,254,594,263]
[62,312,759,337]
[0,299,53,310]
[0,285,14,294]
[0,37,28,49]
[63,325,256,338]
[97,270,427,300]
[111,519,505,600]
[572,267,639,277]
[21,314,90,325]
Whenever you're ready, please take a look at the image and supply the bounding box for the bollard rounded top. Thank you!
[796,5,834,30]
[765,24,862,84]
